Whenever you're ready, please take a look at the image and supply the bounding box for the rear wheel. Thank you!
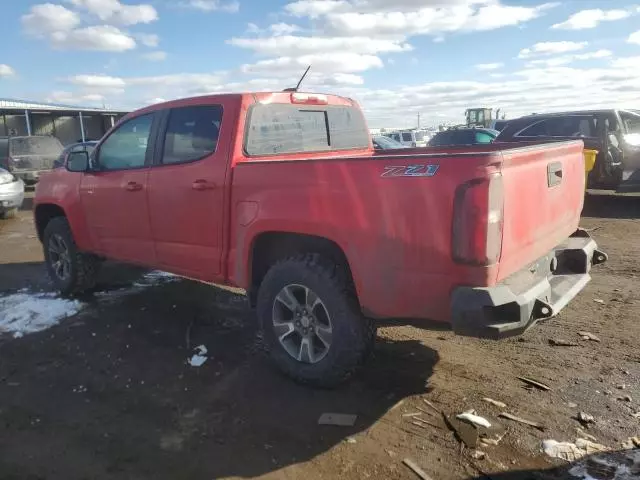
[43,217,100,295]
[257,254,375,387]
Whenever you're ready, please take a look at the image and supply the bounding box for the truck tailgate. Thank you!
[497,140,585,282]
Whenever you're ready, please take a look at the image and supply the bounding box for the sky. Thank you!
[0,0,639,128]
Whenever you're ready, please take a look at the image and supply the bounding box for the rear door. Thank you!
[147,100,232,281]
[79,112,158,264]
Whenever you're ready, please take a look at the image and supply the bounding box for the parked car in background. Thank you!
[35,91,605,387]
[0,167,24,219]
[54,141,99,169]
[495,109,640,191]
[428,127,498,147]
[372,135,408,150]
[0,135,64,184]
[384,129,430,147]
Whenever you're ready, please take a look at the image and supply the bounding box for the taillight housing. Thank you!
[452,174,504,266]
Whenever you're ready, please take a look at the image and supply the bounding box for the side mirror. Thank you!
[67,151,90,173]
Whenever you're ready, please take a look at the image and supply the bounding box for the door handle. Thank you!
[547,162,563,187]
[192,179,215,191]
[125,181,143,191]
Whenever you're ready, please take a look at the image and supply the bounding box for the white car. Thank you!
[0,168,24,219]
[384,130,430,148]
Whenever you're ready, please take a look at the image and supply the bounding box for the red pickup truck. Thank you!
[34,91,606,386]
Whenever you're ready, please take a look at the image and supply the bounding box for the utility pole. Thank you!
[417,112,420,129]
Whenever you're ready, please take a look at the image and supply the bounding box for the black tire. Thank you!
[257,254,376,388]
[0,208,17,219]
[43,217,100,295]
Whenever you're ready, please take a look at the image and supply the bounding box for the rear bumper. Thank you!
[13,170,47,183]
[451,229,607,339]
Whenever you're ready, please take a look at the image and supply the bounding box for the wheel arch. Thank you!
[247,231,359,308]
[35,203,67,242]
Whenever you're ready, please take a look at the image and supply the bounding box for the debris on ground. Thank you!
[621,436,640,449]
[345,437,357,444]
[456,410,492,428]
[389,399,405,412]
[568,402,578,408]
[470,450,486,460]
[517,376,551,391]
[445,415,479,448]
[402,458,434,480]
[542,438,609,462]
[482,397,507,409]
[578,331,601,342]
[188,345,208,367]
[576,428,598,442]
[618,395,633,402]
[402,412,423,417]
[632,412,640,419]
[616,384,628,390]
[318,413,357,426]
[499,412,545,431]
[549,338,580,347]
[593,298,605,304]
[576,411,596,425]
[421,398,441,414]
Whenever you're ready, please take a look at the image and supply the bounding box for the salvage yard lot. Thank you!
[0,192,639,480]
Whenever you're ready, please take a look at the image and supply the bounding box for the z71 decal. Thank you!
[381,164,440,178]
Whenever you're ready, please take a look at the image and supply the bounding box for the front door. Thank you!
[79,112,158,265]
[147,102,230,281]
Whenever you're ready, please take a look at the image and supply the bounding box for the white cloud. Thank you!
[181,0,240,12]
[22,4,81,36]
[142,51,167,61]
[324,2,557,37]
[525,49,611,67]
[518,41,588,58]
[228,35,411,56]
[47,91,106,105]
[552,8,634,30]
[23,3,142,52]
[269,22,301,36]
[137,33,159,47]
[241,53,383,75]
[475,62,503,70]
[0,64,16,78]
[285,0,349,18]
[68,74,127,88]
[629,30,640,45]
[51,26,136,51]
[66,0,158,25]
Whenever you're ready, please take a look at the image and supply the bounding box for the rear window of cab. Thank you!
[244,104,370,156]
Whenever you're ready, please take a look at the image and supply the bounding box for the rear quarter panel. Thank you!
[230,149,501,322]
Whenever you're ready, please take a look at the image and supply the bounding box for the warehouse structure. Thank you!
[0,98,128,146]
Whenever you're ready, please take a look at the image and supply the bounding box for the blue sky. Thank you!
[1,0,639,127]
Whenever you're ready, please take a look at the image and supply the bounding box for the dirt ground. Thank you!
[0,191,639,480]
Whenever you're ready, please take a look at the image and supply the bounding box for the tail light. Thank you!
[452,174,504,265]
[290,92,328,105]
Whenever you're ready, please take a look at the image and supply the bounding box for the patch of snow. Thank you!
[0,292,82,338]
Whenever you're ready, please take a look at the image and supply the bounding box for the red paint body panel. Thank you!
[34,92,586,325]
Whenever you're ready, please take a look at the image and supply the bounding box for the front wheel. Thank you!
[43,217,100,295]
[257,254,375,387]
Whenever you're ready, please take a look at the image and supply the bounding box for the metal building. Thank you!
[0,98,128,146]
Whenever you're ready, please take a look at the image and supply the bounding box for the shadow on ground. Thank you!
[583,192,640,219]
[0,268,440,480]
[470,448,640,480]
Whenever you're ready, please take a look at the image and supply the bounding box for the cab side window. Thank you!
[162,105,223,165]
[98,114,154,171]
[402,132,412,142]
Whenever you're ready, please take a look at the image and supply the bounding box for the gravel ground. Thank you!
[0,191,638,480]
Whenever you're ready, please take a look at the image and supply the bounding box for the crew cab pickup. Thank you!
[34,92,606,386]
